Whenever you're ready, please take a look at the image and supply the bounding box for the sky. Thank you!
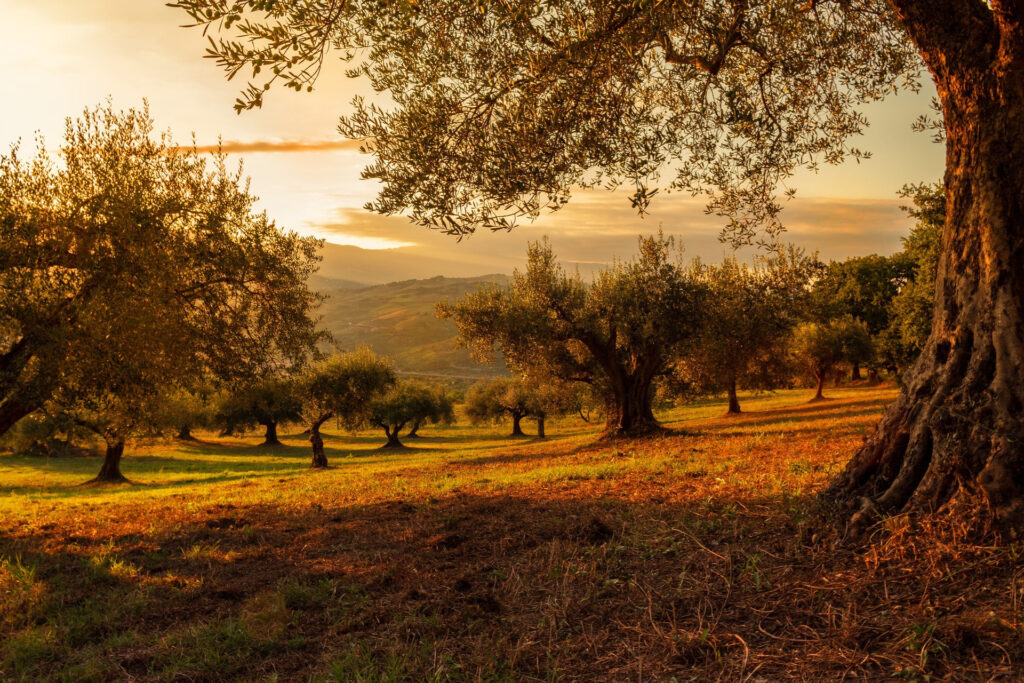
[1,1,945,283]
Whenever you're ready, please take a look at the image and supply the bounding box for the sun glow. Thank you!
[313,230,416,250]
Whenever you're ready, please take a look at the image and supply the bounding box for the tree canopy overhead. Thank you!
[175,1,1024,529]
[173,0,918,243]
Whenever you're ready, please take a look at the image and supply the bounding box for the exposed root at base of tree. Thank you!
[827,331,1024,534]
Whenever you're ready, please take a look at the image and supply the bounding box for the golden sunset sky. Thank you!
[1,1,945,282]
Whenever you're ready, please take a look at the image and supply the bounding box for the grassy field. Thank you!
[2,384,1022,680]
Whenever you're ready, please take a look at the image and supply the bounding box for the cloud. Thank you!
[309,190,913,275]
[179,138,365,155]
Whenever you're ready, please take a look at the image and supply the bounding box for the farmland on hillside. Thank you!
[317,276,511,380]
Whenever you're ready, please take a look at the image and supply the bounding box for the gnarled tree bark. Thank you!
[261,420,282,447]
[382,424,405,449]
[309,414,331,468]
[603,364,661,437]
[90,439,128,484]
[726,376,742,414]
[829,0,1024,529]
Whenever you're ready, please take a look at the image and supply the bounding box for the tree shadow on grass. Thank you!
[0,488,1017,681]
[0,446,417,498]
[707,398,894,431]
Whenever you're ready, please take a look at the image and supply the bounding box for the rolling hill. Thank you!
[315,274,511,380]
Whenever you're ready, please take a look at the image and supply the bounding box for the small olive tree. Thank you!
[216,375,303,447]
[464,378,535,437]
[792,318,873,401]
[300,349,395,468]
[672,249,818,414]
[366,381,455,449]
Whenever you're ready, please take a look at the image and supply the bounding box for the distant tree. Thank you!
[54,387,168,484]
[882,183,944,374]
[811,255,913,380]
[158,386,215,441]
[300,349,395,468]
[522,379,579,439]
[441,236,705,437]
[0,103,325,454]
[464,378,534,437]
[366,381,455,449]
[793,318,873,401]
[216,376,303,447]
[672,249,818,414]
[403,384,456,439]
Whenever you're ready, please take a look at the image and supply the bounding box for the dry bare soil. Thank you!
[2,385,1022,680]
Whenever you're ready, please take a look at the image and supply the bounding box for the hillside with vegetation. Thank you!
[316,275,511,380]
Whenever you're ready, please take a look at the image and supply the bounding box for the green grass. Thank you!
[3,384,1019,680]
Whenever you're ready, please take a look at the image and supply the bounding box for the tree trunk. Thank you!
[383,425,405,449]
[261,421,282,447]
[833,368,843,387]
[511,412,525,437]
[536,415,546,438]
[867,368,880,385]
[829,7,1024,528]
[851,363,862,381]
[176,425,195,441]
[91,440,127,483]
[309,417,329,468]
[407,421,421,438]
[726,377,742,414]
[603,372,660,437]
[812,373,826,402]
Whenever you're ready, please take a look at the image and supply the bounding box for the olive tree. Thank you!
[880,183,944,374]
[300,349,395,468]
[674,249,817,414]
[811,254,913,380]
[366,381,455,448]
[216,375,303,446]
[792,318,874,402]
[176,0,1024,525]
[441,236,705,437]
[160,387,215,442]
[0,103,325,483]
[464,378,535,438]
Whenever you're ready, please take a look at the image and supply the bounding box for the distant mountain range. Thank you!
[314,273,511,380]
[316,242,513,285]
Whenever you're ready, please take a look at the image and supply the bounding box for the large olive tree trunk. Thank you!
[510,411,526,437]
[261,420,282,447]
[90,439,128,483]
[726,376,742,414]
[309,414,331,468]
[603,370,660,437]
[829,0,1024,528]
[382,424,405,449]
